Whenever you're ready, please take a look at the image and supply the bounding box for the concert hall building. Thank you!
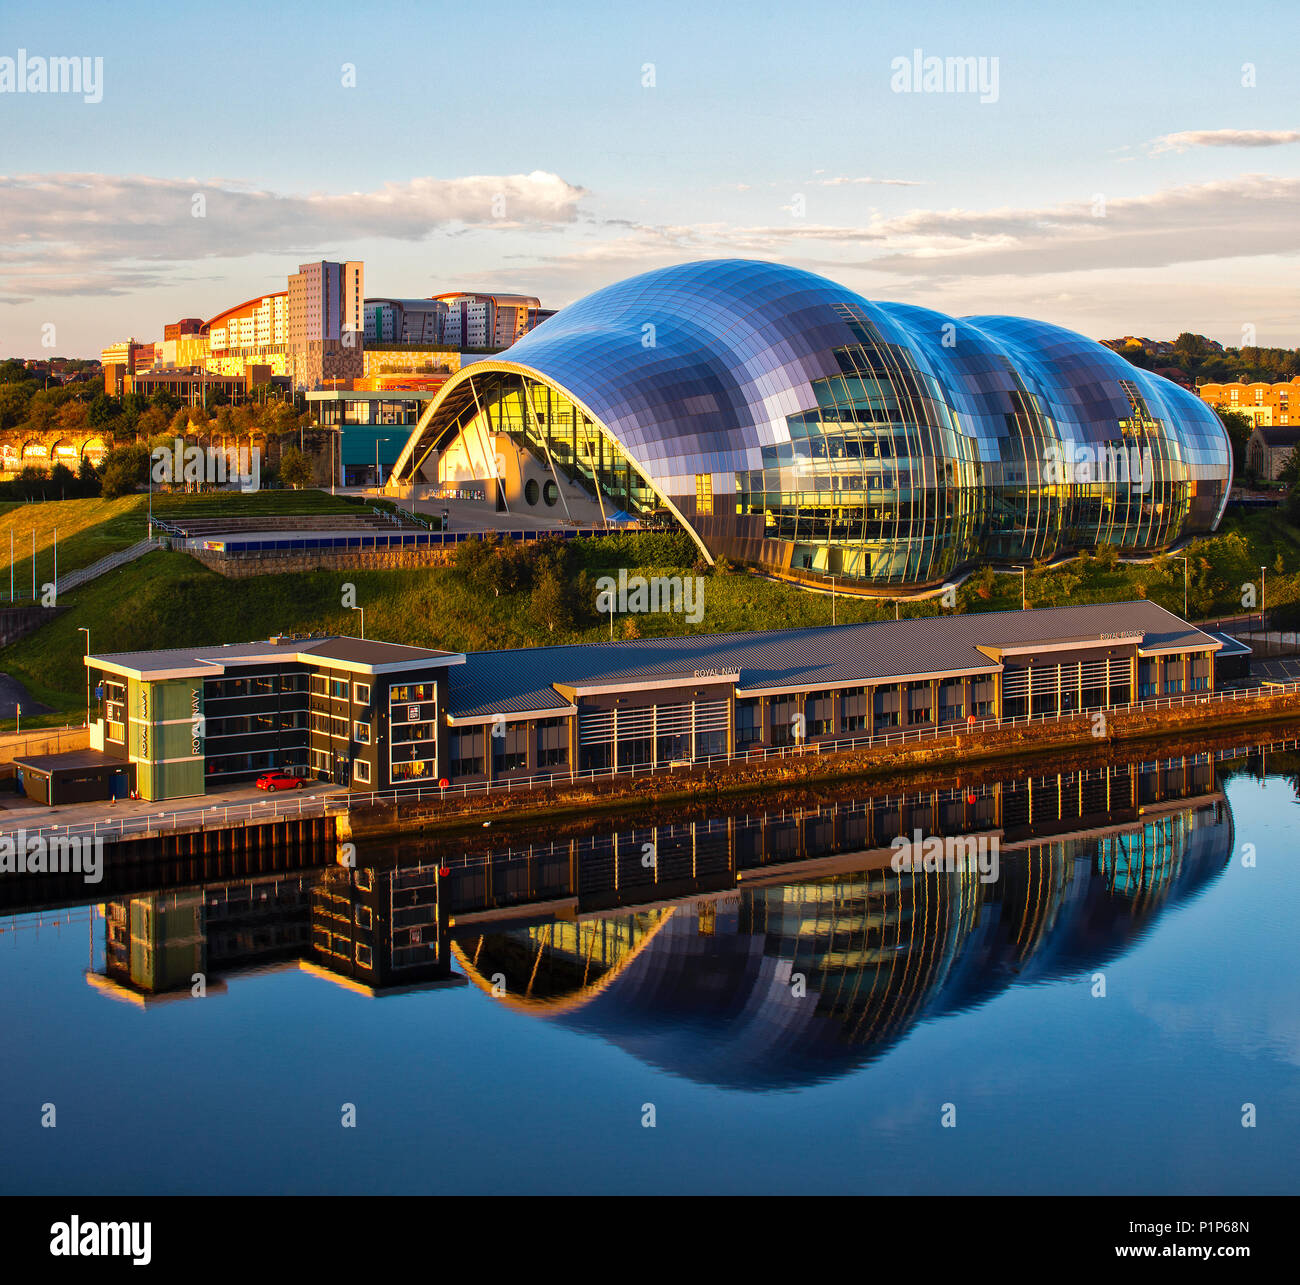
[390,260,1232,590]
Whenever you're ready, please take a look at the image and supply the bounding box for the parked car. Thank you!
[256,770,306,792]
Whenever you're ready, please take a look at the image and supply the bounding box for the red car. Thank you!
[256,770,307,791]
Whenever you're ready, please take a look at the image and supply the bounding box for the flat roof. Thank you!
[445,600,1219,718]
[1206,631,1253,657]
[13,749,130,775]
[305,390,442,401]
[88,635,465,681]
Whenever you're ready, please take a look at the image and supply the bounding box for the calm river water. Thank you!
[2,737,1297,1195]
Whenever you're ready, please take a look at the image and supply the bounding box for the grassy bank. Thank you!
[0,489,398,585]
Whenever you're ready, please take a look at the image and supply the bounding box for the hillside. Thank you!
[0,489,406,588]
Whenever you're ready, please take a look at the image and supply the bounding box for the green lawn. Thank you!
[0,489,401,589]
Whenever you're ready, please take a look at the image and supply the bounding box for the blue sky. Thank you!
[2,0,1298,355]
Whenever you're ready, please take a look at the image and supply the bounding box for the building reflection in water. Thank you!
[75,752,1234,1087]
[448,758,1234,1089]
[86,863,455,1004]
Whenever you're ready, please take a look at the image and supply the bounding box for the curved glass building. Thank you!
[392,260,1232,587]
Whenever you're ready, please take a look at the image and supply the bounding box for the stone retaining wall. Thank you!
[0,604,65,647]
[0,725,89,764]
[190,548,455,578]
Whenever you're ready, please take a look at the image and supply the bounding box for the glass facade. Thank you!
[395,260,1232,586]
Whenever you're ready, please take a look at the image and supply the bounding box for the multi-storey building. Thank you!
[205,292,288,377]
[287,260,364,390]
[1199,377,1300,428]
[77,635,462,801]
[159,318,210,370]
[100,339,156,393]
[435,292,545,349]
[364,297,447,345]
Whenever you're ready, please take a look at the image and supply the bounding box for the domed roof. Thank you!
[498,258,1229,483]
[393,258,1232,584]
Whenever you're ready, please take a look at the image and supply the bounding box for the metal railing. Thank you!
[56,537,157,595]
[332,676,1300,808]
[0,789,343,844]
[7,677,1299,845]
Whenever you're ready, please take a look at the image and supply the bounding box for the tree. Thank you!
[49,462,76,498]
[453,532,497,581]
[530,570,574,633]
[1216,408,1255,478]
[279,445,313,489]
[77,456,100,497]
[55,400,90,434]
[87,393,120,427]
[1278,445,1300,490]
[0,381,35,430]
[99,444,148,499]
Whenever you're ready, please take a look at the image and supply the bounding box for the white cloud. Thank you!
[601,176,1300,280]
[0,171,587,300]
[817,176,924,186]
[1148,129,1300,154]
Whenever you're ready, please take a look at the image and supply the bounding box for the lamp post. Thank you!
[1173,556,1188,619]
[352,604,365,640]
[1012,565,1027,610]
[830,575,837,626]
[1260,565,1266,630]
[375,437,391,491]
[78,627,90,729]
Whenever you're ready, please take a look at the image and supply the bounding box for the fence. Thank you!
[7,676,1300,846]
[331,678,1300,807]
[55,537,157,595]
[0,789,336,844]
[185,525,622,558]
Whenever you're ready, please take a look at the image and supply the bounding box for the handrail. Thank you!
[7,677,1294,844]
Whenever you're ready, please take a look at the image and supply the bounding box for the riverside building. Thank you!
[50,601,1231,804]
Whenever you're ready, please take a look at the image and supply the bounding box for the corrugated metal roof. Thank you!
[445,601,1216,717]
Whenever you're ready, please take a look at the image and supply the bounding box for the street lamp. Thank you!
[77,627,90,729]
[1173,556,1188,619]
[1260,565,1266,630]
[352,605,364,640]
[375,437,391,491]
[830,575,837,626]
[1011,565,1027,610]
